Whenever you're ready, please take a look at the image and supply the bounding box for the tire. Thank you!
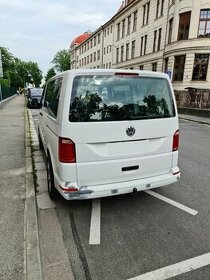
[38,128,44,151]
[47,157,59,200]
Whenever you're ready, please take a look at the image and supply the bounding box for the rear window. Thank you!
[69,75,175,122]
[30,88,43,97]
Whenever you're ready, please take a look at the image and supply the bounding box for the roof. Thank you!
[70,33,92,47]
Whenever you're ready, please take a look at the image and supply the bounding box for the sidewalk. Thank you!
[179,113,210,125]
[0,96,42,280]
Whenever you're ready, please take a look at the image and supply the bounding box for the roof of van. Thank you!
[50,69,170,80]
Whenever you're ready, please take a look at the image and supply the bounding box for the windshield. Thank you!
[69,75,175,122]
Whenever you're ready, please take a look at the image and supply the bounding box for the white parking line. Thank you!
[144,190,198,216]
[128,252,210,280]
[89,199,101,245]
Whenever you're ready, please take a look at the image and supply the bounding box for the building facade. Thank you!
[70,0,210,90]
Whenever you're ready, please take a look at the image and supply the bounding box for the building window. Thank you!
[156,0,160,19]
[133,11,138,32]
[109,62,111,69]
[160,0,165,16]
[94,37,96,46]
[127,15,131,35]
[192,54,209,80]
[153,30,157,52]
[121,45,124,62]
[178,12,191,40]
[116,48,119,63]
[140,36,144,56]
[90,39,93,48]
[144,35,147,55]
[94,52,96,62]
[104,47,106,55]
[139,65,144,70]
[90,54,92,63]
[168,18,173,44]
[131,40,135,59]
[164,57,168,73]
[117,23,120,41]
[173,55,186,81]
[146,2,150,24]
[122,19,125,38]
[97,50,100,60]
[126,43,129,60]
[152,63,157,72]
[198,10,210,37]
[143,2,150,26]
[87,56,89,64]
[98,34,101,44]
[157,28,162,51]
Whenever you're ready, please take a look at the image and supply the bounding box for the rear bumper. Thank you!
[54,168,180,200]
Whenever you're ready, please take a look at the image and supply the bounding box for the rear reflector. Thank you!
[172,130,179,151]
[59,137,76,163]
[115,72,139,76]
[59,186,78,192]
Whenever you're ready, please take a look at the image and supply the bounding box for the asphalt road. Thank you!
[31,109,210,280]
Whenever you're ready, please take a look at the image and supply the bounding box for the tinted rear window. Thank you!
[30,88,43,97]
[69,75,175,122]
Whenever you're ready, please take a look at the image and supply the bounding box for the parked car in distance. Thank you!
[27,88,43,108]
[38,69,180,200]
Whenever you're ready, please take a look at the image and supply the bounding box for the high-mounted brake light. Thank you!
[172,130,179,151]
[59,137,76,163]
[114,72,139,76]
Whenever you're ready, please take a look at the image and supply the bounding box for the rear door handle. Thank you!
[39,112,43,116]
[122,165,139,172]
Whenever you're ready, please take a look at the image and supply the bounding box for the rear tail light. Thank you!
[172,130,179,151]
[59,137,76,163]
[59,186,78,192]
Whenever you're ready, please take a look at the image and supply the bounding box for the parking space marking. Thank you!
[128,252,210,280]
[89,199,101,245]
[144,190,198,216]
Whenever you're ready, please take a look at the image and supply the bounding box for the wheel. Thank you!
[38,128,44,150]
[47,157,59,200]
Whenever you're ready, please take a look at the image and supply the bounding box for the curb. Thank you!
[179,116,210,126]
[0,94,17,108]
[27,110,75,280]
[24,108,43,280]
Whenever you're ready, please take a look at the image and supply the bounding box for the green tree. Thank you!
[51,49,70,72]
[27,61,42,87]
[0,46,43,88]
[0,47,14,78]
[45,67,56,82]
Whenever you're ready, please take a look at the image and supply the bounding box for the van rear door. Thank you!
[65,72,178,187]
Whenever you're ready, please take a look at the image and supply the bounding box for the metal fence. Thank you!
[174,89,210,109]
[1,85,16,101]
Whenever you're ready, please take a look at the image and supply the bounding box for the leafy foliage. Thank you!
[51,49,70,72]
[0,46,43,88]
[45,67,56,82]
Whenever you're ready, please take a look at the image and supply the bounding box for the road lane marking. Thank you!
[144,190,198,216]
[89,199,101,245]
[127,252,210,280]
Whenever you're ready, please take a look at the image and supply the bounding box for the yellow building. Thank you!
[70,0,210,90]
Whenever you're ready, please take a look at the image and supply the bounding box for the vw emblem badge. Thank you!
[126,126,135,137]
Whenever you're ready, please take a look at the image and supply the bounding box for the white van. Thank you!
[38,69,180,200]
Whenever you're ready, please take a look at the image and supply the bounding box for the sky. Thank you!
[0,0,121,76]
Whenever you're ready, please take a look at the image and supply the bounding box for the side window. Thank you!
[43,78,62,118]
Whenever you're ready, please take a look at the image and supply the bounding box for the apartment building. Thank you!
[70,0,210,90]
